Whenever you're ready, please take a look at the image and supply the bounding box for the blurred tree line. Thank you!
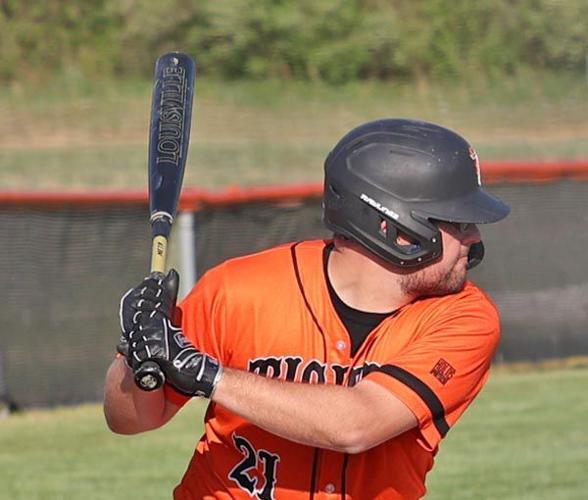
[1,0,586,84]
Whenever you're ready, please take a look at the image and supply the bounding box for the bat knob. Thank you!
[134,361,165,391]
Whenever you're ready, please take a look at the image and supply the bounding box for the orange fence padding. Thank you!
[1,161,587,209]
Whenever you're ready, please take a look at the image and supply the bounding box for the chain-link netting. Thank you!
[1,180,587,408]
[193,199,330,276]
[470,181,588,362]
[1,207,150,408]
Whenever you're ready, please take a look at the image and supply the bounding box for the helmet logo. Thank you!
[360,193,400,220]
[469,147,482,186]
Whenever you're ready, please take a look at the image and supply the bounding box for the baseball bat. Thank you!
[134,52,196,391]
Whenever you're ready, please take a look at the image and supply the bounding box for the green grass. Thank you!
[0,399,208,500]
[427,367,588,499]
[0,367,586,499]
[1,73,587,191]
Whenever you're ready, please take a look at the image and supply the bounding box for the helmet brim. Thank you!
[417,187,510,224]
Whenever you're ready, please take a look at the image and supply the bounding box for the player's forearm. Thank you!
[103,358,170,434]
[212,367,372,453]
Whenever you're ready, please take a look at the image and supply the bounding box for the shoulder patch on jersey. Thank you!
[430,358,456,385]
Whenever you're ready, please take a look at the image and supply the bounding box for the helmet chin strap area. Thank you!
[466,242,485,270]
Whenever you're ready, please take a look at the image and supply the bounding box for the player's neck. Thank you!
[327,239,417,313]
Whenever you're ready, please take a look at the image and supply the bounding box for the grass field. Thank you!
[1,366,586,499]
[1,73,587,191]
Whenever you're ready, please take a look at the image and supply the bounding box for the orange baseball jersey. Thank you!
[166,239,501,499]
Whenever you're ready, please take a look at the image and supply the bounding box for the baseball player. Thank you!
[104,118,510,499]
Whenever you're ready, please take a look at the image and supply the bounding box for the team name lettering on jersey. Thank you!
[248,356,381,386]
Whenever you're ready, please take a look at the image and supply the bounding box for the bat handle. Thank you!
[134,361,166,391]
[134,217,171,391]
[150,234,168,274]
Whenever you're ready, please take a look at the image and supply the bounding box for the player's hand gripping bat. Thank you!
[134,52,196,391]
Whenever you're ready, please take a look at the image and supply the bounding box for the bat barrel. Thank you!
[148,52,195,224]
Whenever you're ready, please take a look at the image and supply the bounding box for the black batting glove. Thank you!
[117,269,180,361]
[128,314,223,398]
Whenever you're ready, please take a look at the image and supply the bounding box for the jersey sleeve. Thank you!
[364,292,501,450]
[163,265,230,406]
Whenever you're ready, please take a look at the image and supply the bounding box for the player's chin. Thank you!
[447,275,467,294]
[403,267,466,297]
[433,267,467,296]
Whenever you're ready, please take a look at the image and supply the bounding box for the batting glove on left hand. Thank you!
[128,314,223,399]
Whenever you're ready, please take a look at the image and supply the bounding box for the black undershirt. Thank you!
[323,244,395,357]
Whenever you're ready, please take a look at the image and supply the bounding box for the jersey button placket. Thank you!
[332,339,349,368]
[324,482,336,494]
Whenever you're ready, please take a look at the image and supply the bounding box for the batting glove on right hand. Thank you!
[117,269,180,362]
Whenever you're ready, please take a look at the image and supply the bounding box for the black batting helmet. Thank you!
[323,118,510,268]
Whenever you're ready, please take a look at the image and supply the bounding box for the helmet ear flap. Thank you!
[466,242,485,269]
[324,178,444,267]
[381,219,418,255]
[375,213,443,267]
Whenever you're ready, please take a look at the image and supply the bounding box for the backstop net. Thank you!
[1,162,587,408]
